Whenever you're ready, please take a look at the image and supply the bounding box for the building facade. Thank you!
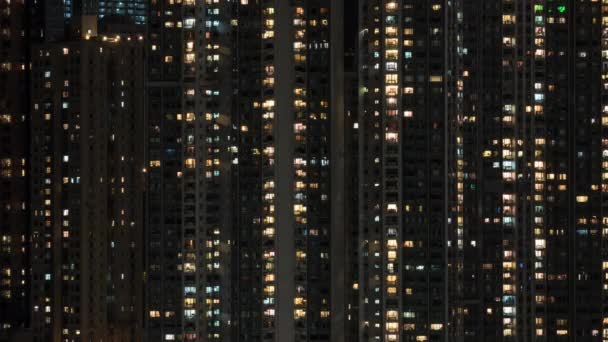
[63,0,147,25]
[145,0,345,341]
[358,0,457,340]
[145,1,228,340]
[0,1,33,339]
[453,0,608,340]
[29,34,146,341]
[357,0,608,341]
[8,1,608,342]
[465,0,608,340]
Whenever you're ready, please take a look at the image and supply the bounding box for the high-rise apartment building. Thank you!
[29,32,146,341]
[452,0,608,340]
[358,1,455,340]
[8,1,608,341]
[233,2,344,341]
[357,1,608,341]
[1,1,77,340]
[145,1,223,340]
[0,1,33,340]
[145,1,345,341]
